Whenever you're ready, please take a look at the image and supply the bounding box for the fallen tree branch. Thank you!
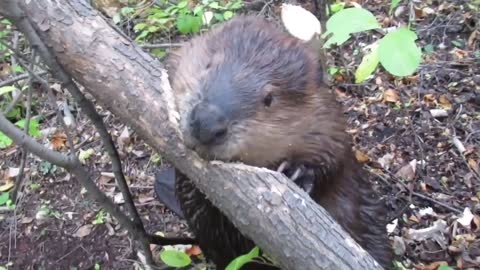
[0,1,383,269]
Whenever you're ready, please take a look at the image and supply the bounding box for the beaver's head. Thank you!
[168,15,347,168]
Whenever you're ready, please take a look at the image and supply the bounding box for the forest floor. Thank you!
[0,0,479,269]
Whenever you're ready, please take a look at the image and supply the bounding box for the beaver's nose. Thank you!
[189,102,228,145]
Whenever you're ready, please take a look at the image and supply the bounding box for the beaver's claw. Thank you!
[277,161,314,194]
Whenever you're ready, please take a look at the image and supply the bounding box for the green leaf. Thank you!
[151,48,167,59]
[176,14,202,34]
[323,8,381,48]
[0,117,41,149]
[0,192,9,205]
[78,148,95,164]
[355,45,380,83]
[226,246,260,270]
[148,26,160,33]
[133,23,147,32]
[229,1,243,9]
[193,5,204,15]
[12,64,23,73]
[378,27,422,77]
[209,2,220,9]
[1,19,12,25]
[389,0,402,14]
[30,182,41,190]
[0,133,13,149]
[438,266,454,270]
[328,67,339,75]
[121,7,135,16]
[223,10,234,20]
[135,30,150,41]
[94,263,101,270]
[5,106,21,119]
[15,118,41,137]
[112,14,121,24]
[451,39,463,48]
[214,12,224,22]
[165,6,179,15]
[177,0,188,9]
[149,9,169,18]
[0,86,17,96]
[330,3,345,13]
[159,250,192,268]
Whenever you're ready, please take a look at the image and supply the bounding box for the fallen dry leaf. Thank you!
[473,215,480,231]
[422,7,435,16]
[457,207,474,228]
[355,150,370,163]
[387,218,398,234]
[0,63,11,79]
[0,179,14,192]
[392,236,406,256]
[451,48,468,59]
[74,224,93,238]
[406,219,447,241]
[117,126,130,149]
[430,109,448,118]
[423,93,437,106]
[395,159,417,181]
[50,132,67,150]
[378,153,395,170]
[114,193,125,204]
[99,172,115,185]
[138,195,154,204]
[383,89,399,103]
[20,217,34,224]
[467,29,478,49]
[438,94,452,110]
[8,167,20,178]
[186,245,202,256]
[467,159,479,174]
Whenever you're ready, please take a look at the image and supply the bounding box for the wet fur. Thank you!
[166,15,393,269]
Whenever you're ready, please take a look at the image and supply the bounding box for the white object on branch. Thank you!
[281,4,321,42]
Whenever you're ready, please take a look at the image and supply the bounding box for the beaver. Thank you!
[156,15,394,269]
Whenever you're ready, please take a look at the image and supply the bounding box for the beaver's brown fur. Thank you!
[166,15,393,269]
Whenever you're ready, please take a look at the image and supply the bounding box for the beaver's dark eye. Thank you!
[263,93,273,107]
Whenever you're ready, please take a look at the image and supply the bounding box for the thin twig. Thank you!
[2,88,24,116]
[9,50,36,262]
[139,43,182,49]
[0,39,45,71]
[0,113,72,167]
[367,165,462,214]
[11,51,35,202]
[0,71,48,88]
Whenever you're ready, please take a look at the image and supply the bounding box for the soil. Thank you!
[0,0,479,269]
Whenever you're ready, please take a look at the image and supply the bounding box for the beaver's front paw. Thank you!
[276,161,315,194]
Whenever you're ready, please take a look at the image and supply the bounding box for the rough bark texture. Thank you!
[2,1,384,269]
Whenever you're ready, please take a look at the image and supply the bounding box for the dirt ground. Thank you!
[0,0,479,269]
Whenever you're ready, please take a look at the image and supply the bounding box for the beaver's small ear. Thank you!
[262,84,278,107]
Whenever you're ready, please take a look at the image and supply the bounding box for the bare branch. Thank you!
[11,50,35,203]
[0,113,73,168]
[140,43,182,49]
[0,71,48,87]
